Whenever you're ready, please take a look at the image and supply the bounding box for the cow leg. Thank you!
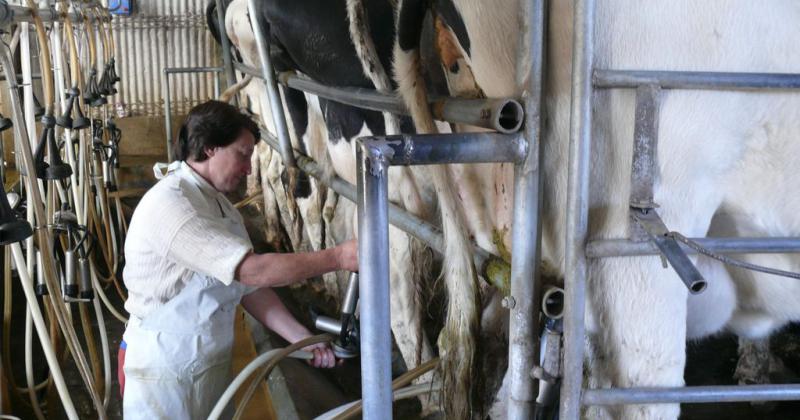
[589,258,688,420]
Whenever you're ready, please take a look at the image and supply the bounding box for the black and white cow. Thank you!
[212,1,800,419]
[207,0,491,416]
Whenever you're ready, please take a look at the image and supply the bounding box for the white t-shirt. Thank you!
[123,162,252,319]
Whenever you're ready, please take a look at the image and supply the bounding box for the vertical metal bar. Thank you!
[213,69,220,99]
[215,0,236,99]
[356,142,392,419]
[507,0,546,418]
[560,0,595,418]
[246,0,297,171]
[163,70,173,160]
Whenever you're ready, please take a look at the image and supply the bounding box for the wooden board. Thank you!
[231,306,277,420]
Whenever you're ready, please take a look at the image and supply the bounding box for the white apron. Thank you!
[122,162,249,419]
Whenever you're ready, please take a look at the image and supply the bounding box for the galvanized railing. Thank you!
[560,0,800,418]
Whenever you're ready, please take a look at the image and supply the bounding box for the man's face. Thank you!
[205,129,255,193]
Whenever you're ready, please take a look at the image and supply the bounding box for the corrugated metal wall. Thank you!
[111,0,221,116]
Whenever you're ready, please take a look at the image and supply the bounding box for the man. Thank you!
[120,100,358,418]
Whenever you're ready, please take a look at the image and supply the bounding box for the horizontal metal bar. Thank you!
[279,71,406,115]
[594,69,800,90]
[586,237,800,258]
[258,131,495,273]
[0,5,102,25]
[361,132,526,166]
[583,384,800,405]
[233,61,524,133]
[0,73,42,81]
[163,67,224,75]
[233,61,261,78]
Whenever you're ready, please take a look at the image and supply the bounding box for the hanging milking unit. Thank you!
[0,0,127,418]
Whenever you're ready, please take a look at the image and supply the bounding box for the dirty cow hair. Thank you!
[175,100,260,162]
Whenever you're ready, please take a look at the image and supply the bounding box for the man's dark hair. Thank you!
[175,100,260,162]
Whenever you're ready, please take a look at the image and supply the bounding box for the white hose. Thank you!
[90,261,127,323]
[314,382,442,420]
[207,349,312,420]
[10,243,79,420]
[93,292,112,408]
[24,305,45,420]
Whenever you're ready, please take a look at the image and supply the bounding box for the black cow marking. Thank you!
[319,98,384,144]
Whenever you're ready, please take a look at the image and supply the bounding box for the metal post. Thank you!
[356,140,392,419]
[163,69,173,161]
[246,0,297,171]
[507,0,546,417]
[214,0,237,99]
[213,71,220,99]
[560,0,595,418]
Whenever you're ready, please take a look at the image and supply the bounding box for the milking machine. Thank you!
[312,271,360,359]
[0,1,123,417]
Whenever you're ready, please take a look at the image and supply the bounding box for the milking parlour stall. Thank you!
[0,0,799,419]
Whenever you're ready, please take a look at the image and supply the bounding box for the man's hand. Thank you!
[305,342,340,368]
[335,239,359,272]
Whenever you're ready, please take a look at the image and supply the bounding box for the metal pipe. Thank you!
[594,69,800,90]
[433,97,523,133]
[507,0,546,418]
[0,5,101,26]
[274,70,525,133]
[587,237,800,257]
[542,287,565,320]
[162,67,223,161]
[341,272,359,316]
[246,0,297,172]
[314,316,342,335]
[560,0,595,418]
[0,73,42,81]
[258,132,495,273]
[163,66,223,75]
[214,0,237,100]
[582,384,800,406]
[356,140,392,419]
[163,68,173,161]
[360,132,526,166]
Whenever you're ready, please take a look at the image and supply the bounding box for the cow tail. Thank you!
[394,0,480,418]
[347,0,432,370]
[346,0,402,134]
[218,74,252,103]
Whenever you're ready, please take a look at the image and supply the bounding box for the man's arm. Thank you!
[241,287,337,368]
[235,239,358,288]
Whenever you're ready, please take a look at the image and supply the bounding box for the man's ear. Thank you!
[204,146,216,158]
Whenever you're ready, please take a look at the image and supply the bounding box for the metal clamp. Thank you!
[631,209,707,294]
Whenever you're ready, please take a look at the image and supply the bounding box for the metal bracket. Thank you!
[628,84,661,241]
[631,209,707,294]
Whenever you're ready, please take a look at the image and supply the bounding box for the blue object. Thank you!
[108,0,132,16]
